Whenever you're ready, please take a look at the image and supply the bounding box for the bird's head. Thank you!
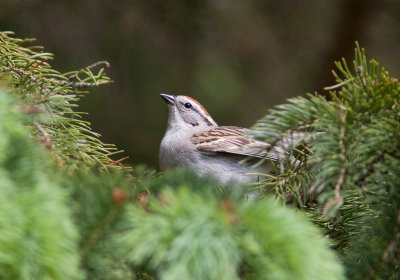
[160,94,218,131]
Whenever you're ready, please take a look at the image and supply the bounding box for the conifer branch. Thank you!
[2,66,52,94]
[322,109,346,215]
[64,60,111,90]
[68,60,110,80]
[1,31,399,280]
[0,32,120,168]
[250,43,400,278]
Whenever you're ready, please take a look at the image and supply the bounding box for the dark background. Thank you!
[1,0,399,168]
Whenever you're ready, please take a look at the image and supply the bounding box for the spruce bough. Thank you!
[0,31,398,279]
[252,43,400,278]
[118,169,344,280]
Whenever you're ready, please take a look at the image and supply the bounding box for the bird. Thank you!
[159,93,295,188]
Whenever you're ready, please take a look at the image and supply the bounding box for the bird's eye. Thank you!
[184,102,192,108]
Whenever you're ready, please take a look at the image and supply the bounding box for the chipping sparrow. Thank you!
[159,94,293,187]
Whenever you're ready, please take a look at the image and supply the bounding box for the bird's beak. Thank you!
[160,93,175,105]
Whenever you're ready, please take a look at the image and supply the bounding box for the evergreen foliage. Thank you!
[118,169,344,280]
[61,168,140,280]
[0,31,398,279]
[0,31,118,168]
[0,88,83,280]
[252,43,400,278]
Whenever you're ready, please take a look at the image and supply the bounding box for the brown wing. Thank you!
[190,126,289,162]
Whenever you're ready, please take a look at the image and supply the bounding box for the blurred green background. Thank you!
[1,0,399,168]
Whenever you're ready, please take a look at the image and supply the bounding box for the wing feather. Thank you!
[190,126,289,162]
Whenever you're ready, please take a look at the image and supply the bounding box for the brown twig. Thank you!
[34,121,53,150]
[308,181,324,194]
[2,66,51,95]
[68,80,110,88]
[109,156,130,167]
[34,122,64,165]
[28,59,47,73]
[2,67,30,76]
[49,79,110,90]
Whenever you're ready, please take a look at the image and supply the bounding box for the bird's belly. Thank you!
[159,136,199,170]
[196,154,268,186]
